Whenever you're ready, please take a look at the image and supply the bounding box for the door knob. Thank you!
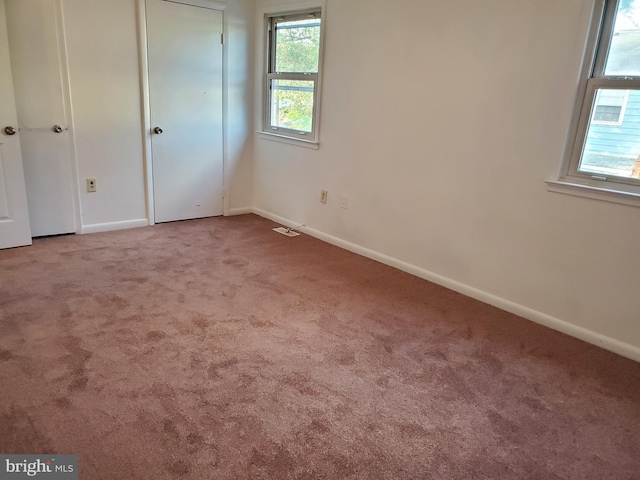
[53,124,64,133]
[4,126,16,136]
[153,127,163,134]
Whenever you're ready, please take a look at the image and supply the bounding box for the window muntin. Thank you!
[265,10,322,140]
[567,0,640,186]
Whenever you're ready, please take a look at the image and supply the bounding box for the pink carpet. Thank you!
[1,214,639,479]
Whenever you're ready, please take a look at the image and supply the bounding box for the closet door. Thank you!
[0,0,31,249]
[146,0,224,223]
[6,0,76,237]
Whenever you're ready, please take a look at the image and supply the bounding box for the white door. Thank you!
[146,0,224,223]
[0,0,32,249]
[5,0,76,237]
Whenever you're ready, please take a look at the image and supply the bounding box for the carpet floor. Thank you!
[0,214,639,479]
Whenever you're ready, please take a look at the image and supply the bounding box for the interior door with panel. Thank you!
[0,0,32,249]
[146,0,224,224]
[5,0,76,237]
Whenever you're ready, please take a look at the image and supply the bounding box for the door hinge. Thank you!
[221,33,224,44]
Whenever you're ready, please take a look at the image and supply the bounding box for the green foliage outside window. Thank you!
[275,20,320,73]
[271,80,314,132]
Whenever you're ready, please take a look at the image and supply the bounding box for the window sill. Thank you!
[546,178,640,208]
[257,131,319,150]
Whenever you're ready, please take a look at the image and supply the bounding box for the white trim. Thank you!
[162,0,227,10]
[257,131,319,149]
[556,0,605,181]
[252,207,640,363]
[228,207,253,216]
[137,0,155,226]
[81,218,149,234]
[546,179,640,207]
[259,1,325,17]
[221,8,229,216]
[252,209,302,232]
[55,0,82,234]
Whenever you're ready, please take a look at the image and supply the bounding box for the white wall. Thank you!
[253,0,640,358]
[63,0,147,228]
[225,0,254,212]
[58,0,253,229]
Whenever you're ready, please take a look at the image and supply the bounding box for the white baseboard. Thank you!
[228,207,253,216]
[81,218,149,235]
[252,208,301,228]
[252,207,640,363]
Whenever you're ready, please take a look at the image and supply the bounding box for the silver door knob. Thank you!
[4,126,16,136]
[53,124,64,133]
[153,127,163,134]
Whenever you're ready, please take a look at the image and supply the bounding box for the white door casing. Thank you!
[146,0,224,224]
[0,0,32,249]
[5,0,76,237]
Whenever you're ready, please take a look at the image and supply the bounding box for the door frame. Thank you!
[137,0,228,226]
[55,0,82,234]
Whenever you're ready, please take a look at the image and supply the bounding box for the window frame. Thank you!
[559,0,640,195]
[262,7,323,145]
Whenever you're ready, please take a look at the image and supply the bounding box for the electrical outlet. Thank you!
[320,190,328,204]
[340,194,348,209]
[86,178,97,193]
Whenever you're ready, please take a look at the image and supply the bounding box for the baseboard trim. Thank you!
[81,218,149,235]
[252,208,300,228]
[252,207,640,363]
[228,207,253,216]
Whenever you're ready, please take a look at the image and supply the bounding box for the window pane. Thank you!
[274,18,320,73]
[270,79,315,132]
[579,89,640,178]
[604,0,640,76]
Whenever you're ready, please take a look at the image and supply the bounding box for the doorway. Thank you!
[146,0,224,224]
[5,0,77,238]
[0,0,31,249]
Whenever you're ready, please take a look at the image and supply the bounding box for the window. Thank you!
[591,89,629,125]
[562,0,640,193]
[264,9,322,143]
